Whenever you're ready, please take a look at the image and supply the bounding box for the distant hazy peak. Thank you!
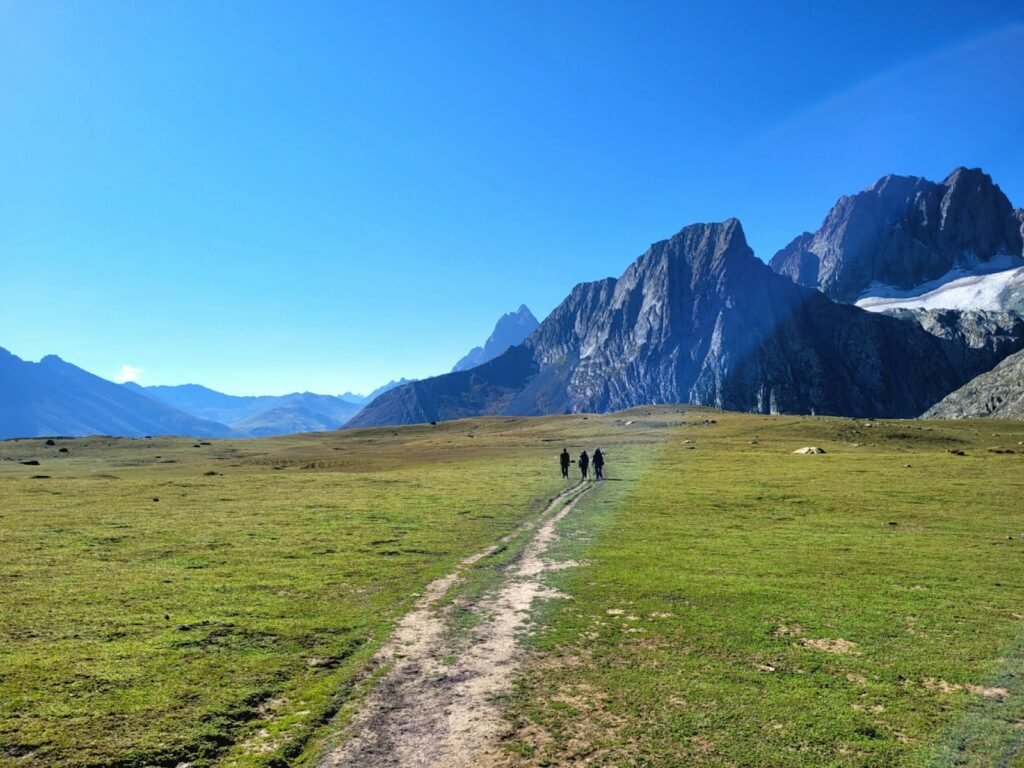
[451,305,540,373]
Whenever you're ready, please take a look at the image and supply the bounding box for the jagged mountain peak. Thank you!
[771,167,1023,303]
[451,304,540,373]
[943,165,995,187]
[350,211,1017,429]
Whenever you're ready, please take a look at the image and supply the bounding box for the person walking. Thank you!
[593,448,605,480]
[559,448,571,479]
[578,450,590,480]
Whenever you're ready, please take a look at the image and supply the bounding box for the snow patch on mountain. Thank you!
[856,255,1024,312]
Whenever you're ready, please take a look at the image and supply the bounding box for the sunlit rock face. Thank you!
[770,167,1024,305]
[350,219,1017,427]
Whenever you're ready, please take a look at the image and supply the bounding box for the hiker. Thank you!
[559,448,571,479]
[593,448,605,480]
[578,450,589,480]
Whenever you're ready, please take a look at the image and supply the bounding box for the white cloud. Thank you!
[114,364,143,383]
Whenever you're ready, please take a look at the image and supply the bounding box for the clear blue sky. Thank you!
[2,1,1023,395]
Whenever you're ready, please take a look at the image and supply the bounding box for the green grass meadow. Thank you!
[2,410,1023,766]
[0,414,671,767]
[498,414,1024,767]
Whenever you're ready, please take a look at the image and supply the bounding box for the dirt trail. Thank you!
[318,482,591,768]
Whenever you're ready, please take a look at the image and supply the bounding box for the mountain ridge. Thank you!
[350,218,1016,427]
[770,167,1024,305]
[0,348,238,439]
[123,383,363,436]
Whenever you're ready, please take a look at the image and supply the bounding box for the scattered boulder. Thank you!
[947,449,967,456]
[793,446,826,454]
[58,447,69,453]
[988,446,1015,454]
[20,460,40,466]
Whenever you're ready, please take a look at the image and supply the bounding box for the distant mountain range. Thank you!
[351,168,1024,428]
[0,349,237,439]
[122,383,363,435]
[5,168,1023,437]
[340,379,415,405]
[452,305,539,372]
[0,306,538,438]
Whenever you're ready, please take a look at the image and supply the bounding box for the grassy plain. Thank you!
[2,409,1023,767]
[0,413,672,768]
[496,413,1024,767]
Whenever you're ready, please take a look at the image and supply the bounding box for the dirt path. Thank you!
[317,481,592,768]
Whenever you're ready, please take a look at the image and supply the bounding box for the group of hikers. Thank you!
[559,447,605,481]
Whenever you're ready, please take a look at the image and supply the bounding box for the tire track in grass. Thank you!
[317,481,593,768]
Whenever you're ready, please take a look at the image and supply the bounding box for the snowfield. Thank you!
[856,256,1024,312]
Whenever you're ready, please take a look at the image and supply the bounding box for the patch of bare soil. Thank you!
[318,482,591,768]
[799,637,860,655]
[923,678,1010,701]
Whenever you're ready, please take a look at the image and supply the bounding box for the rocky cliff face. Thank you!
[350,220,1008,427]
[882,309,1024,359]
[924,348,1024,420]
[770,168,1024,303]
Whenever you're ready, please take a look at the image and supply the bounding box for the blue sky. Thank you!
[2,1,1023,395]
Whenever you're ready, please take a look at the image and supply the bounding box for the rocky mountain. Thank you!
[349,219,1013,427]
[451,305,539,372]
[0,348,237,439]
[770,168,1024,306]
[124,383,363,436]
[881,309,1024,359]
[923,348,1024,420]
